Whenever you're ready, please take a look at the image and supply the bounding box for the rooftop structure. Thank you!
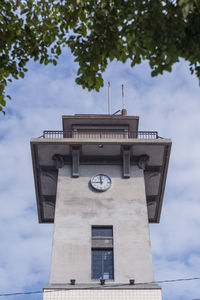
[31,112,171,224]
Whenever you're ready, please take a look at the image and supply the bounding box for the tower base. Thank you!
[43,284,162,300]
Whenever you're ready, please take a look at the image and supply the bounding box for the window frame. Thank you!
[91,226,114,280]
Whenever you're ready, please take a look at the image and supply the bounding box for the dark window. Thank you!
[91,226,114,280]
[92,226,113,237]
[92,249,114,279]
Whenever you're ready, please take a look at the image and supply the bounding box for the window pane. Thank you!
[92,250,103,279]
[103,250,114,279]
[92,226,113,237]
[92,249,114,279]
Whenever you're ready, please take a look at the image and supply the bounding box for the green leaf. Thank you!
[52,59,57,66]
[0,96,6,107]
[56,46,61,55]
[19,71,24,78]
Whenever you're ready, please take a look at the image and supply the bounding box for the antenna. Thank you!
[121,84,127,116]
[108,81,111,114]
[122,84,125,110]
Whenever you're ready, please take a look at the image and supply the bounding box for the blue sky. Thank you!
[0,49,200,300]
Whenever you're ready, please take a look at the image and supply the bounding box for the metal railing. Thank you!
[39,130,159,139]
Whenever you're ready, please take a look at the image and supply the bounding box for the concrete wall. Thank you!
[50,164,154,284]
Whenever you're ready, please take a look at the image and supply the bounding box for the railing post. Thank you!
[124,129,128,139]
[73,129,78,139]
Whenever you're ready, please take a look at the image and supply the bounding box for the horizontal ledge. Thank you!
[43,283,161,290]
[31,138,171,145]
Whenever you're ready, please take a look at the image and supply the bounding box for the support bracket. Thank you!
[122,146,131,178]
[137,154,149,170]
[72,146,80,177]
[52,154,65,169]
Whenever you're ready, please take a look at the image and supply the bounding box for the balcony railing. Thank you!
[39,130,159,139]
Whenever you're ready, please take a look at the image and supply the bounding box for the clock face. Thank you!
[90,174,112,192]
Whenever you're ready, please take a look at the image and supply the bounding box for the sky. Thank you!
[0,48,200,300]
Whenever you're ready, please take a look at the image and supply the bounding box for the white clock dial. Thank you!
[90,174,112,192]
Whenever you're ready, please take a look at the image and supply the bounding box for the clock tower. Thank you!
[31,110,171,300]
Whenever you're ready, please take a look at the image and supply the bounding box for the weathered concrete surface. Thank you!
[50,164,154,284]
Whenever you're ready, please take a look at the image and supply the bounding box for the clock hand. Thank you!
[100,175,103,184]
